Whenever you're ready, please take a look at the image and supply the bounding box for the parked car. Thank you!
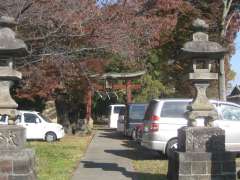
[108,104,125,128]
[117,103,148,139]
[0,110,65,142]
[141,99,240,157]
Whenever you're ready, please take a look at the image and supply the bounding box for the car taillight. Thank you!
[150,123,159,132]
[149,115,160,121]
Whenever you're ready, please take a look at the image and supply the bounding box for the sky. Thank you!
[230,32,240,87]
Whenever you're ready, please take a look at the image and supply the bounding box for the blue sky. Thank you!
[230,32,240,86]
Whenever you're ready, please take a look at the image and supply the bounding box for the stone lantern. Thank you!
[0,16,28,124]
[181,18,227,127]
[167,19,236,180]
[0,16,36,179]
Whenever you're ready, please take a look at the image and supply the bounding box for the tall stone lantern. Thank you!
[0,16,36,179]
[0,16,27,123]
[182,19,227,127]
[167,19,236,180]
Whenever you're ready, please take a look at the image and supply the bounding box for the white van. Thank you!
[142,99,240,157]
[0,110,65,142]
[108,104,125,128]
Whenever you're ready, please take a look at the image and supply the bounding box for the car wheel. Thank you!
[166,139,178,158]
[45,132,57,142]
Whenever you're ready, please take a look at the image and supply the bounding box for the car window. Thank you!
[16,115,21,123]
[24,113,38,123]
[144,101,160,120]
[0,115,7,123]
[129,105,147,121]
[220,104,240,121]
[114,106,125,114]
[161,101,189,118]
[119,108,125,116]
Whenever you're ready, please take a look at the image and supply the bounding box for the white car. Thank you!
[16,110,65,142]
[0,110,65,142]
[142,99,240,157]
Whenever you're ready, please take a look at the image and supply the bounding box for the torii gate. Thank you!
[86,71,146,121]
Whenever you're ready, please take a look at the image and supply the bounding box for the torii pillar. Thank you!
[86,87,92,122]
[126,80,132,103]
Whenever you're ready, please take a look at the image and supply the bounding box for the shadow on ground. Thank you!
[101,130,167,161]
[99,130,130,140]
[96,130,167,180]
[82,161,167,180]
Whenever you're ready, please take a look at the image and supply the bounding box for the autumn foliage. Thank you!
[0,0,239,112]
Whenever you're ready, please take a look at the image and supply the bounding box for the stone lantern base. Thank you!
[168,151,236,180]
[167,127,236,180]
[0,125,36,180]
[0,149,36,179]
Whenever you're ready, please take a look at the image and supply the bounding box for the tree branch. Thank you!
[16,1,34,19]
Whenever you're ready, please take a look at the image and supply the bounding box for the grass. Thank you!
[133,154,240,180]
[133,159,168,180]
[27,135,92,180]
[120,139,168,180]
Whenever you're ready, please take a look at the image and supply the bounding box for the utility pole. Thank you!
[219,0,235,101]
[219,57,227,101]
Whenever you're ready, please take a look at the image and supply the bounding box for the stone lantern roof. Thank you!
[0,16,17,28]
[0,16,28,58]
[181,18,227,59]
[182,41,227,59]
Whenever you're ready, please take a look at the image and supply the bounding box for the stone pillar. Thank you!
[0,126,36,179]
[168,127,236,180]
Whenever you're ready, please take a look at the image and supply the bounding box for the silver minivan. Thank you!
[142,99,240,157]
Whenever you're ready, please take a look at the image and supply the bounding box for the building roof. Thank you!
[228,85,240,97]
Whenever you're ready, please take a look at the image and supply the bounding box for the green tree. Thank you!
[134,75,174,102]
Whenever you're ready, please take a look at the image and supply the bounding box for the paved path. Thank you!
[71,129,138,180]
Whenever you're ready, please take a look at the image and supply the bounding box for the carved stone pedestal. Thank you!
[0,125,36,180]
[167,127,236,180]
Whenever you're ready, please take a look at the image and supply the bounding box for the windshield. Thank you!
[114,106,125,114]
[220,104,240,121]
[38,113,52,123]
[129,104,147,121]
[161,101,189,118]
